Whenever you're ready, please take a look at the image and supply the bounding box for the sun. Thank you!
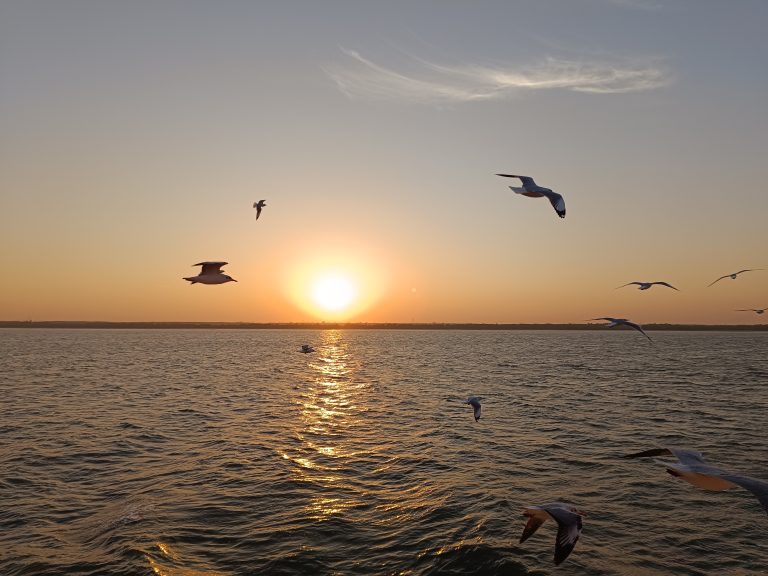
[311,273,357,312]
[283,248,389,321]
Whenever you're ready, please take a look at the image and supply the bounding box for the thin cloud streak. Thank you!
[325,48,670,103]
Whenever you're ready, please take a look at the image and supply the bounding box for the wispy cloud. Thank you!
[324,48,670,104]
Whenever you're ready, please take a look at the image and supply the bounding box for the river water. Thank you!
[2,328,767,575]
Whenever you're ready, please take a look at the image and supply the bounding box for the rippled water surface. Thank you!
[2,328,768,575]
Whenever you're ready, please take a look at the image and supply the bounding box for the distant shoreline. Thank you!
[1,321,766,331]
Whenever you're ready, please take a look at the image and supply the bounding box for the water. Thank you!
[1,328,767,575]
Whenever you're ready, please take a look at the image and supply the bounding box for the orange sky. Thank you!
[1,2,766,324]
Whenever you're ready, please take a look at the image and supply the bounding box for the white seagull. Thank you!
[183,262,237,285]
[253,199,266,220]
[624,447,768,515]
[496,174,565,218]
[300,344,315,354]
[736,307,766,315]
[519,502,584,565]
[617,281,679,291]
[464,397,482,421]
[590,317,652,342]
[708,269,762,287]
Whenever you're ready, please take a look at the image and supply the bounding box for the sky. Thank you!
[1,0,767,324]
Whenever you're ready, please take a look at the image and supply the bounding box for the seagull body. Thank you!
[736,308,766,315]
[253,200,266,220]
[300,344,315,354]
[183,262,237,285]
[519,502,583,565]
[624,447,768,515]
[464,397,482,421]
[708,269,762,287]
[590,317,652,342]
[617,281,679,291]
[496,174,565,218]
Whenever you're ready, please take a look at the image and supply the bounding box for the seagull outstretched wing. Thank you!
[194,262,227,276]
[540,189,566,218]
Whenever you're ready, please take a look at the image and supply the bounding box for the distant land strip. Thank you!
[1,321,767,331]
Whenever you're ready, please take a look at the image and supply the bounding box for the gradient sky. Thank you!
[1,0,766,324]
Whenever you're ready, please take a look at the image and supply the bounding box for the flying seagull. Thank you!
[708,269,762,287]
[589,317,652,342]
[617,281,679,291]
[519,502,584,565]
[464,397,482,421]
[253,200,266,220]
[300,344,315,354]
[624,447,768,515]
[736,308,766,315]
[183,262,237,285]
[496,174,565,218]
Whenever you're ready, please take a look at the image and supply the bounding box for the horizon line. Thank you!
[1,321,766,331]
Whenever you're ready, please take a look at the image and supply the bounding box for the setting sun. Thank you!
[311,274,357,312]
[282,245,390,321]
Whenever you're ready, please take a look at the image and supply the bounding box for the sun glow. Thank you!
[312,274,357,312]
[283,247,389,321]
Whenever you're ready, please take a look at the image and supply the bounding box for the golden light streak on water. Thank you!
[289,330,375,521]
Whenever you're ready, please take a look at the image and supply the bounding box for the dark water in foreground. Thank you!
[2,329,767,575]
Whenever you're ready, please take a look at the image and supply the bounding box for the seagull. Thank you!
[623,447,768,515]
[464,397,482,421]
[736,308,766,315]
[300,344,315,354]
[519,502,584,565]
[496,174,565,218]
[183,262,237,285]
[253,200,266,220]
[616,281,679,291]
[589,317,652,342]
[708,269,762,287]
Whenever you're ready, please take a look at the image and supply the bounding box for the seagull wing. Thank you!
[540,189,566,218]
[623,447,674,459]
[465,397,482,420]
[668,448,707,466]
[616,282,642,289]
[653,282,679,291]
[735,269,760,275]
[707,274,730,287]
[718,474,768,515]
[623,320,652,342]
[255,205,262,220]
[519,512,546,543]
[496,173,538,187]
[624,447,709,468]
[194,262,227,276]
[542,506,583,566]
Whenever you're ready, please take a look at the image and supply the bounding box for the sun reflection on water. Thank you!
[283,330,371,520]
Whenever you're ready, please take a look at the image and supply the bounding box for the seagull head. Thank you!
[225,275,237,282]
